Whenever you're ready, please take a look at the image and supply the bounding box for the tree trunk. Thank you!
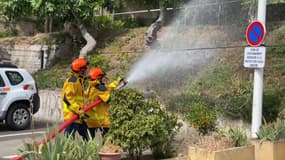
[44,16,49,33]
[78,24,96,58]
[145,6,166,46]
[49,17,53,32]
[71,10,96,58]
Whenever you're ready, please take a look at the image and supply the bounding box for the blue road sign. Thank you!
[246,21,265,47]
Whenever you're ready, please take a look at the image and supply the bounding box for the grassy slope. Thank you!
[31,25,284,122]
[182,25,285,121]
[33,27,147,89]
[188,25,285,97]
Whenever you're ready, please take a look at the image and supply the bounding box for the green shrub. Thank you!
[257,119,285,141]
[1,25,18,37]
[263,91,282,122]
[86,54,111,72]
[217,94,252,121]
[271,25,285,55]
[0,31,9,38]
[33,69,66,89]
[167,94,215,113]
[185,102,217,135]
[95,15,124,32]
[217,91,282,123]
[228,128,248,147]
[121,17,149,28]
[107,88,180,159]
[272,45,285,55]
[18,131,102,160]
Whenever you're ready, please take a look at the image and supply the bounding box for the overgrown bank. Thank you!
[167,25,285,134]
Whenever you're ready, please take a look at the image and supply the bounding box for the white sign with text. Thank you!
[244,47,266,68]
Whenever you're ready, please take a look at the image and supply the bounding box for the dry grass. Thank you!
[194,136,235,151]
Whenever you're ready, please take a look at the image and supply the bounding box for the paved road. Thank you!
[0,121,57,159]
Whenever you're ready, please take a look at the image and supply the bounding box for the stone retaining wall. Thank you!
[1,45,58,73]
[33,89,63,122]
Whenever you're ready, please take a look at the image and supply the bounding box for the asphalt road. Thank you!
[0,121,57,159]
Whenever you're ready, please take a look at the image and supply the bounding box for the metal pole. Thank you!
[251,0,266,139]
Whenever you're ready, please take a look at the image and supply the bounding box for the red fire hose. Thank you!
[12,99,103,160]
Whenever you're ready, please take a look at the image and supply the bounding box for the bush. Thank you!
[0,25,18,37]
[121,17,149,28]
[217,94,252,121]
[86,54,111,72]
[185,102,217,135]
[271,25,285,55]
[272,45,285,55]
[93,15,125,41]
[217,91,282,123]
[95,15,124,32]
[263,91,282,122]
[228,127,248,147]
[18,131,102,160]
[107,88,180,159]
[167,94,215,113]
[33,68,66,89]
[257,119,285,141]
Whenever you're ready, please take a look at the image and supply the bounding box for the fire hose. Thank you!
[12,80,128,160]
[12,99,103,160]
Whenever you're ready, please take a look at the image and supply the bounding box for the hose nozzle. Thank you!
[116,79,128,89]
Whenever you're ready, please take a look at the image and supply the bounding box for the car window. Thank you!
[5,71,23,85]
[0,75,4,87]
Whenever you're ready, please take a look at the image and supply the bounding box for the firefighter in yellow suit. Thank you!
[85,67,126,138]
[62,58,89,140]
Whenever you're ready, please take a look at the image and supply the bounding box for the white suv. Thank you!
[0,64,40,130]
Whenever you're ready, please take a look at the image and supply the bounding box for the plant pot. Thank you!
[188,145,254,160]
[252,139,285,160]
[99,152,122,160]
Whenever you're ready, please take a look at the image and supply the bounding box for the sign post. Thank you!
[244,0,267,139]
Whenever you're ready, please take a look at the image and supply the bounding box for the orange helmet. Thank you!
[71,58,88,72]
[89,68,105,80]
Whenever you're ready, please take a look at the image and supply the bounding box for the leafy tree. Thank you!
[0,0,104,58]
[30,0,65,33]
[0,0,32,35]
[31,0,104,57]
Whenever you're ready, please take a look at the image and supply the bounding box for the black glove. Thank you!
[77,110,89,121]
[119,78,128,85]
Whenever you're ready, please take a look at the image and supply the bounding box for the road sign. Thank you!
[244,46,266,68]
[246,21,265,47]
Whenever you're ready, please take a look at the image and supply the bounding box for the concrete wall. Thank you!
[33,89,63,122]
[0,45,58,73]
[114,2,285,26]
[0,19,38,36]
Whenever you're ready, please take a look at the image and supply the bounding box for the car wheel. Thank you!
[6,103,31,130]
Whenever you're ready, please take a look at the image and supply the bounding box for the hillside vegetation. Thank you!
[33,24,285,124]
[34,27,147,89]
[168,24,285,124]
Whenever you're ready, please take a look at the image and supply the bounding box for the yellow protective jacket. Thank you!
[84,79,119,128]
[62,72,86,123]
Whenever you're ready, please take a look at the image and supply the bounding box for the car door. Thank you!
[0,72,7,107]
